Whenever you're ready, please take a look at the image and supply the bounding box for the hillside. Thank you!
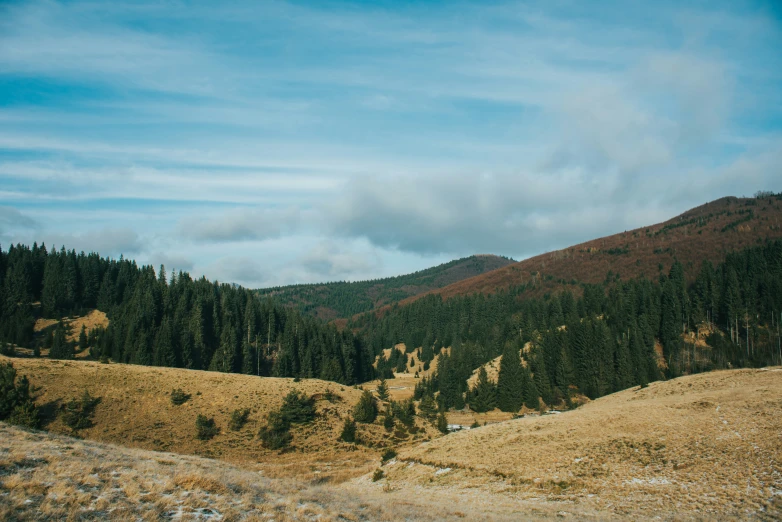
[0,423,475,521]
[4,367,779,520]
[257,254,514,320]
[0,356,438,482]
[400,195,782,304]
[367,367,782,520]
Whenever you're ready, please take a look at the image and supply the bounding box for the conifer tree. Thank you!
[469,366,496,412]
[49,322,73,360]
[376,377,389,401]
[78,325,88,352]
[418,393,438,422]
[353,390,378,423]
[496,344,524,412]
[436,411,449,434]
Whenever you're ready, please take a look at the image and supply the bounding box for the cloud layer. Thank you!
[1,0,780,286]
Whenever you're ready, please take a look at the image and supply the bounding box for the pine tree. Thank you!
[340,417,357,443]
[496,344,524,412]
[49,322,73,360]
[469,366,496,412]
[353,390,378,423]
[418,393,438,422]
[78,325,88,352]
[376,377,389,401]
[436,411,449,434]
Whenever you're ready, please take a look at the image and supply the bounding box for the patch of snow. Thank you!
[435,468,452,476]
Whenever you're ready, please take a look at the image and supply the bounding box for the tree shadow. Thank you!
[36,399,62,429]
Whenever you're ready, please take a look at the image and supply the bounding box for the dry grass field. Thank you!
[0,355,436,483]
[1,357,780,520]
[0,423,482,522]
[375,367,782,520]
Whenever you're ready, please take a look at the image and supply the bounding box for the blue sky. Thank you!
[1,0,781,287]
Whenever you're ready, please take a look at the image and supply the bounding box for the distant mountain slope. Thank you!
[401,195,782,304]
[257,254,514,320]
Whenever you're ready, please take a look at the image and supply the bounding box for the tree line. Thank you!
[359,240,782,411]
[0,243,374,384]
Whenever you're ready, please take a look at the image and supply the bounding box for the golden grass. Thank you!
[0,423,510,521]
[0,355,436,482]
[375,367,782,520]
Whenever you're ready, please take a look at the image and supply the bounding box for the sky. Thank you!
[1,0,781,288]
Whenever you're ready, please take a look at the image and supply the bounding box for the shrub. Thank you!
[279,390,316,424]
[259,410,292,449]
[170,388,191,405]
[340,417,357,443]
[0,362,39,429]
[99,355,110,364]
[383,412,395,432]
[62,390,101,432]
[372,469,384,482]
[228,408,250,431]
[381,448,397,463]
[470,420,480,429]
[353,390,378,423]
[195,415,219,440]
[391,399,415,427]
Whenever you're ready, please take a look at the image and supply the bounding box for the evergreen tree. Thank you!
[496,344,524,412]
[49,322,73,360]
[78,325,88,352]
[340,417,357,443]
[353,390,378,423]
[469,366,496,412]
[436,411,449,434]
[376,377,389,401]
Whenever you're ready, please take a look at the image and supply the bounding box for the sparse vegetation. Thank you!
[339,417,357,443]
[62,390,100,432]
[195,414,219,440]
[372,468,385,481]
[170,388,191,405]
[381,448,397,463]
[0,361,39,429]
[228,408,250,431]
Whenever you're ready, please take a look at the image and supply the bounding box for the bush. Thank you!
[195,415,219,440]
[228,408,250,431]
[0,362,38,429]
[470,420,480,429]
[353,390,378,423]
[383,412,395,432]
[259,410,292,449]
[340,417,357,443]
[372,469,384,482]
[279,390,316,424]
[170,388,191,406]
[391,399,416,427]
[62,390,101,432]
[381,448,397,463]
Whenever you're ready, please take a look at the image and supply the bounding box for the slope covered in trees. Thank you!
[0,245,373,384]
[358,238,782,411]
[257,254,514,320]
[399,194,782,305]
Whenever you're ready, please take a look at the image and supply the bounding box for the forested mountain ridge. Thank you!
[395,195,782,306]
[0,246,374,385]
[256,254,514,320]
